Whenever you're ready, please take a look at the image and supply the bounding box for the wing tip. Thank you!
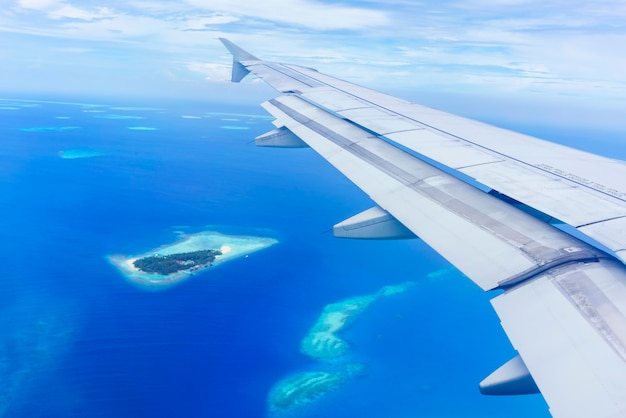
[218,38,259,83]
[218,38,259,62]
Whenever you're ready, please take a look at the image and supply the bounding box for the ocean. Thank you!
[0,97,552,417]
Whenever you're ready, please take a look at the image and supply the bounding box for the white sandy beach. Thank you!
[108,230,278,289]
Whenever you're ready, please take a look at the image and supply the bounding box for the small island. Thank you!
[108,230,278,289]
[132,249,222,275]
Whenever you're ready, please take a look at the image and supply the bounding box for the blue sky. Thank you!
[2,0,626,131]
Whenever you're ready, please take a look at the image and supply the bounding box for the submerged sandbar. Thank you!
[300,282,417,360]
[268,363,365,415]
[108,231,278,289]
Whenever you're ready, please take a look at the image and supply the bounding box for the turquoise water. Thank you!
[0,97,552,417]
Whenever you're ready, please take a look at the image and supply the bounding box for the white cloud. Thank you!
[48,5,114,20]
[15,0,116,20]
[178,15,239,30]
[51,46,93,53]
[3,0,626,106]
[59,13,171,39]
[187,62,231,81]
[17,0,60,10]
[183,0,390,30]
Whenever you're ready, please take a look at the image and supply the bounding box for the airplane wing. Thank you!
[219,38,626,417]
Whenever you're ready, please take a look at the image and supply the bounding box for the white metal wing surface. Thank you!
[220,39,626,417]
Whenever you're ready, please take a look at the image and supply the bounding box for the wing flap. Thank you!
[493,259,626,417]
[579,217,626,260]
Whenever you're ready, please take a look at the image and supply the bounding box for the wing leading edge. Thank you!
[219,39,626,417]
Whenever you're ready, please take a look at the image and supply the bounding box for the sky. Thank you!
[2,0,626,125]
[1,0,625,155]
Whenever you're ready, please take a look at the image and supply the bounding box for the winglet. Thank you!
[219,38,259,83]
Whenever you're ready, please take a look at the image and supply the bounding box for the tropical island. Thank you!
[108,230,278,289]
[132,249,222,275]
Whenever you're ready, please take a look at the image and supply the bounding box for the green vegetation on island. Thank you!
[133,249,222,275]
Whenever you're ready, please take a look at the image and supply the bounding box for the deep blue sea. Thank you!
[0,97,554,417]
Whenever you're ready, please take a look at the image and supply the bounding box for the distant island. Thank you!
[132,249,222,275]
[108,230,278,289]
[59,149,106,159]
